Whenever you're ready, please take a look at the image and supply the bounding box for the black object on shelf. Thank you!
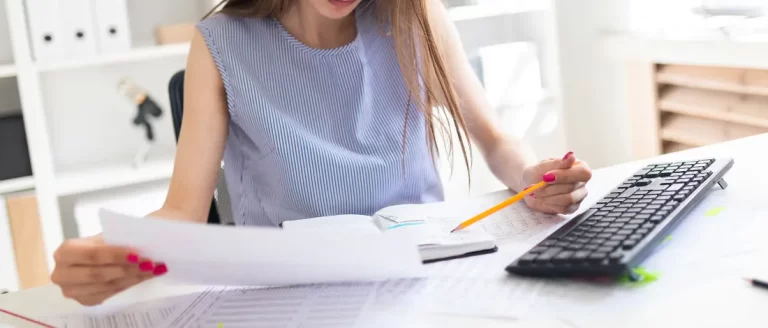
[0,114,33,181]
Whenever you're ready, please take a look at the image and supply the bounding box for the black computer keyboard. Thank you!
[506,158,734,277]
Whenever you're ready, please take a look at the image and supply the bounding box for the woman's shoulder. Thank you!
[196,12,271,35]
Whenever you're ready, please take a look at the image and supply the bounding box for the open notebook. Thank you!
[282,204,498,263]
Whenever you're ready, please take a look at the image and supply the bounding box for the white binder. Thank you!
[0,196,19,293]
[91,0,132,54]
[25,0,63,60]
[58,0,98,58]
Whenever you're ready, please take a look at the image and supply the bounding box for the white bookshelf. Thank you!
[0,176,34,194]
[0,64,15,78]
[0,0,558,280]
[35,43,190,72]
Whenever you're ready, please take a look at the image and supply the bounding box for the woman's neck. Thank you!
[279,3,357,49]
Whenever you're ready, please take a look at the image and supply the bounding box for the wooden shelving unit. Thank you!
[630,62,768,157]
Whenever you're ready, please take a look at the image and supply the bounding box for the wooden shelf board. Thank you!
[0,176,35,195]
[55,159,174,196]
[658,87,768,129]
[35,43,190,72]
[656,64,768,96]
[0,64,17,78]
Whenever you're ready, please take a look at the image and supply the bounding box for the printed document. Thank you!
[100,209,426,287]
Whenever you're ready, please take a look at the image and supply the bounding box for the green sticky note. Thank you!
[705,206,726,217]
[617,267,660,287]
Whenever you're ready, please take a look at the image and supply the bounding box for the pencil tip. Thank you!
[450,228,457,233]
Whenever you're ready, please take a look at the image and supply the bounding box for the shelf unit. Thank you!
[0,64,15,78]
[0,0,209,286]
[628,62,768,158]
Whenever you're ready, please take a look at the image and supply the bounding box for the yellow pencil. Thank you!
[450,162,582,233]
[450,181,546,233]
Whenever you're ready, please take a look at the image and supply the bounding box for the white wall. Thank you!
[552,0,632,169]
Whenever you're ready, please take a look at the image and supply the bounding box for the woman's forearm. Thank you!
[483,134,539,192]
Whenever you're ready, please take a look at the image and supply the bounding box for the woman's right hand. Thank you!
[51,235,166,306]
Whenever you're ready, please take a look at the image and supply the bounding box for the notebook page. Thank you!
[374,190,566,246]
[281,214,381,235]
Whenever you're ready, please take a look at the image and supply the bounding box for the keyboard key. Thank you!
[647,205,661,210]
[651,200,666,205]
[597,246,615,253]
[595,211,609,216]
[583,244,599,251]
[660,171,673,177]
[584,233,597,238]
[596,233,611,239]
[672,172,683,177]
[634,179,652,186]
[603,228,619,233]
[540,240,556,246]
[566,243,585,250]
[629,234,644,240]
[616,217,631,223]
[657,210,669,216]
[667,183,685,191]
[641,209,656,214]
[635,190,649,195]
[661,206,674,211]
[555,241,570,248]
[603,207,616,212]
[642,223,656,229]
[639,199,653,204]
[668,201,680,207]
[529,246,549,253]
[675,169,687,173]
[678,179,691,183]
[608,202,620,207]
[573,251,591,260]
[634,169,651,177]
[617,229,633,235]
[649,190,663,194]
[537,248,562,261]
[518,253,538,264]
[604,240,621,247]
[614,208,628,213]
[609,223,625,229]
[673,195,686,201]
[650,216,664,223]
[575,238,590,244]
[629,219,645,225]
[625,224,640,230]
[626,199,639,204]
[636,214,651,220]
[601,217,617,223]
[682,174,694,179]
[607,212,622,217]
[591,238,608,245]
[588,252,608,261]
[553,251,574,262]
[657,196,671,201]
[619,203,633,208]
[645,172,659,178]
[622,240,638,249]
[562,236,576,242]
[628,208,643,212]
[571,231,585,237]
[610,235,625,241]
[636,228,650,235]
[630,195,643,200]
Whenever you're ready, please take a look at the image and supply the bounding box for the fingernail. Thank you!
[562,151,574,160]
[139,261,154,272]
[523,185,532,191]
[529,193,535,198]
[126,253,139,263]
[543,173,556,183]
[153,263,168,276]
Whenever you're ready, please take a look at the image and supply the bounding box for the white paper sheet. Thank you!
[375,191,566,246]
[44,294,197,328]
[99,209,425,287]
[162,277,542,327]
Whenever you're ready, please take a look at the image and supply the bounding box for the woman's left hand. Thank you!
[521,152,592,214]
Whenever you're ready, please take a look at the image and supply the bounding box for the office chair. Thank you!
[168,70,234,225]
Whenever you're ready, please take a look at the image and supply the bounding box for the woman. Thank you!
[51,0,592,306]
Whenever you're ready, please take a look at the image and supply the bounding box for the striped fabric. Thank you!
[197,3,444,227]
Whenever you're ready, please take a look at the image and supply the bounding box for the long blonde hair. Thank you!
[207,0,472,178]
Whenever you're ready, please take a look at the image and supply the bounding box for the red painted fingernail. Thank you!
[126,253,139,263]
[562,151,574,160]
[529,193,535,197]
[139,261,154,272]
[543,173,556,182]
[153,263,167,276]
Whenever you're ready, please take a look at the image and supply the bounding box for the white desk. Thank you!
[2,134,767,328]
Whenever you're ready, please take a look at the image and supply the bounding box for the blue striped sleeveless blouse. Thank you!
[197,4,444,226]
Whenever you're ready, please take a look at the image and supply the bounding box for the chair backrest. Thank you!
[168,70,224,225]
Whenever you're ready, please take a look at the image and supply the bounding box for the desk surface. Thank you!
[2,134,767,328]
